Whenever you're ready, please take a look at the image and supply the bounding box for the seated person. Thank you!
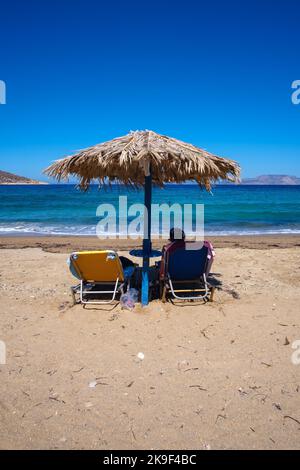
[119,255,135,269]
[159,228,186,281]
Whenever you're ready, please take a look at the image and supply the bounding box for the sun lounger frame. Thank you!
[162,273,215,302]
[71,278,124,305]
[166,272,209,301]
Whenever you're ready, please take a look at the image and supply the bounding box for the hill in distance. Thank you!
[0,170,47,185]
[241,175,300,185]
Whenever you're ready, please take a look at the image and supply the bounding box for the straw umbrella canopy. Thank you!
[45,129,240,190]
[44,130,240,304]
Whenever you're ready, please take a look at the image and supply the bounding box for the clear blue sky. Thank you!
[0,0,299,181]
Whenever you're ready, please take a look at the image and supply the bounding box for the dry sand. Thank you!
[0,235,300,449]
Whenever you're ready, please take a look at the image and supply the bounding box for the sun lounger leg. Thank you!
[161,284,166,303]
[70,283,81,305]
[209,286,215,302]
[70,286,77,305]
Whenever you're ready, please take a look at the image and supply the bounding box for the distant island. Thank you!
[0,170,47,185]
[216,174,300,185]
[241,175,300,185]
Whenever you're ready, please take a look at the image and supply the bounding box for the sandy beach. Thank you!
[0,235,300,449]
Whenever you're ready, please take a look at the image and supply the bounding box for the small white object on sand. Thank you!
[88,380,97,388]
[137,352,145,360]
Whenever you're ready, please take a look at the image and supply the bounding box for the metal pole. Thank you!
[141,167,152,305]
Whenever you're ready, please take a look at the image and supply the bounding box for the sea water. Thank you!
[0,184,300,236]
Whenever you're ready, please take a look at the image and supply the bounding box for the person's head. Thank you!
[169,227,185,242]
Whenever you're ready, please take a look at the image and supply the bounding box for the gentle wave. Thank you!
[1,223,300,237]
[0,224,97,236]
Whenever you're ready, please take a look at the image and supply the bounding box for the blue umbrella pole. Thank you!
[141,168,152,305]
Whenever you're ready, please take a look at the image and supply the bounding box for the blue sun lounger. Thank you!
[161,241,215,302]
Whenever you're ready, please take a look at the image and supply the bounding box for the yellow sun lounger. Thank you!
[68,250,135,305]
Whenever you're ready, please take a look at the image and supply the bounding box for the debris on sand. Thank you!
[88,381,97,388]
[189,385,208,391]
[284,415,300,426]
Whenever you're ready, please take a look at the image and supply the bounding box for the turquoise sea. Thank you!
[1,184,300,236]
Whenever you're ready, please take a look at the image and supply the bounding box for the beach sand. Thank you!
[0,235,300,449]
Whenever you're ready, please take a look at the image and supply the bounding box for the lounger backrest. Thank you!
[167,245,210,281]
[70,250,124,282]
[203,240,215,277]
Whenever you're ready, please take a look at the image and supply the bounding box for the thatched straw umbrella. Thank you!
[44,130,240,305]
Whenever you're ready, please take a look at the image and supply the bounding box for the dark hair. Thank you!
[169,227,185,242]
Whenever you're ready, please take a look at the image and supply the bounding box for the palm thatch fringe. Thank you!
[44,130,240,191]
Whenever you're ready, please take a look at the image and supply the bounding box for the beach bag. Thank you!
[120,288,139,310]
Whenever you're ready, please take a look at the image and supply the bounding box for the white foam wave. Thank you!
[1,223,300,237]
